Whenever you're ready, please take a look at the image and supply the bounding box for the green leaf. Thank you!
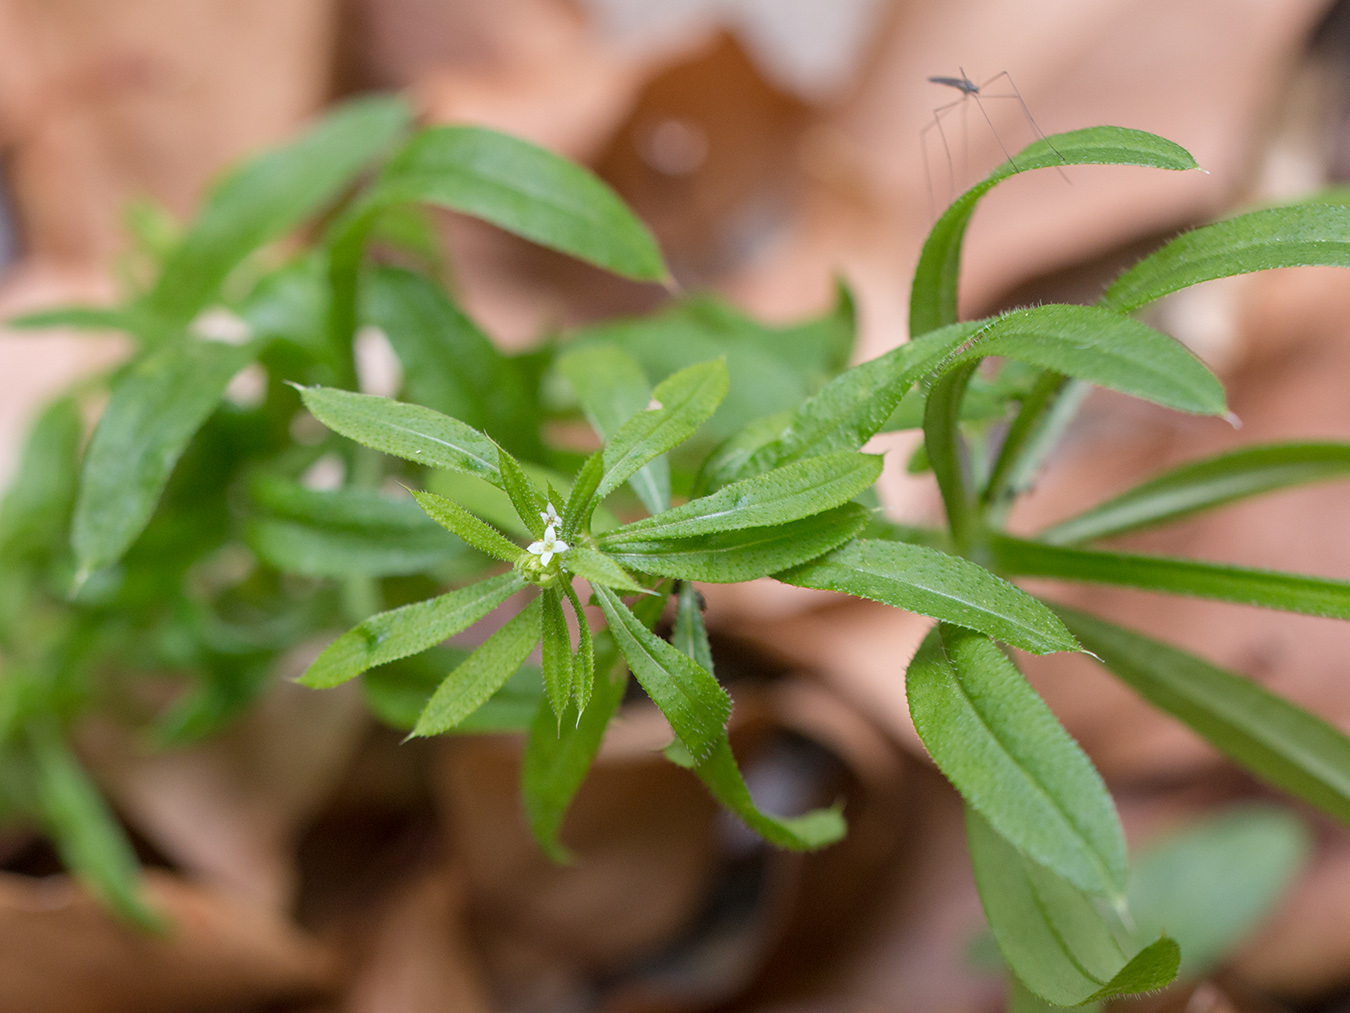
[0,397,82,561]
[944,305,1226,416]
[540,588,572,721]
[29,722,164,929]
[562,581,595,712]
[301,571,524,687]
[746,321,980,475]
[522,630,626,861]
[361,125,666,281]
[411,489,520,562]
[908,625,1127,898]
[593,584,730,759]
[990,533,1350,620]
[776,539,1077,655]
[1102,204,1350,314]
[362,649,544,733]
[595,359,728,503]
[297,386,501,485]
[558,344,670,515]
[609,452,882,541]
[72,339,254,577]
[412,596,543,736]
[603,503,868,583]
[563,287,856,443]
[497,450,546,537]
[146,95,412,328]
[364,266,540,457]
[7,306,134,332]
[1054,605,1350,826]
[967,806,1179,1007]
[561,546,645,592]
[246,480,469,578]
[562,450,604,535]
[911,127,1196,336]
[1128,805,1310,979]
[1041,442,1350,544]
[667,585,846,850]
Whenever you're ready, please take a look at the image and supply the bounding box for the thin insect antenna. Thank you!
[990,70,1072,184]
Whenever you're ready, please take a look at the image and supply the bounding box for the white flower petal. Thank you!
[540,549,554,566]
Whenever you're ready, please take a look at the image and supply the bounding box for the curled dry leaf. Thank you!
[0,869,334,1013]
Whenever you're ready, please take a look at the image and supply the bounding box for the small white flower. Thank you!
[540,502,562,528]
[527,524,569,567]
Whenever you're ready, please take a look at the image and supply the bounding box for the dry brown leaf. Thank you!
[0,869,334,1013]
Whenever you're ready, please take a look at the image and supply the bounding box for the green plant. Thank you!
[6,96,1350,1005]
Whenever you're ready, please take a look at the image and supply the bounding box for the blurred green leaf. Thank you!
[364,266,541,457]
[0,397,82,562]
[1041,442,1350,544]
[991,534,1350,620]
[73,339,255,578]
[1129,805,1310,979]
[147,95,412,328]
[359,125,666,281]
[558,344,670,515]
[1056,605,1350,826]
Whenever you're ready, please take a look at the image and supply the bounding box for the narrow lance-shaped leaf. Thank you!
[990,534,1350,620]
[1103,204,1350,314]
[908,625,1128,898]
[942,304,1226,417]
[594,359,729,503]
[522,629,627,861]
[603,503,868,584]
[301,572,524,688]
[540,588,572,722]
[966,806,1179,1007]
[73,339,255,578]
[666,586,847,850]
[559,344,671,515]
[356,125,667,282]
[613,452,882,542]
[593,584,730,760]
[1127,805,1310,980]
[0,396,82,560]
[562,581,595,713]
[413,597,543,736]
[147,95,412,328]
[778,539,1077,655]
[1055,605,1350,826]
[911,127,1197,336]
[297,386,502,485]
[562,547,645,593]
[498,451,546,537]
[1040,442,1350,545]
[29,722,165,930]
[412,489,520,562]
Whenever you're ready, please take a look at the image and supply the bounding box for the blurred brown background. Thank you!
[3,1,1350,1011]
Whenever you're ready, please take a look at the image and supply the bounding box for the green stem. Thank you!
[924,360,980,552]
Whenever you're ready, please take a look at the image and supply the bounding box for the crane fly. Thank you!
[921,68,1069,216]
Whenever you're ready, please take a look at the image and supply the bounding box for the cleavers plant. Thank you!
[6,94,1350,1006]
